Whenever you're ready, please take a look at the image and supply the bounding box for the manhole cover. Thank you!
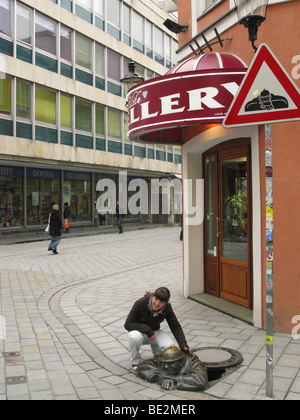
[192,346,243,370]
[6,376,27,385]
[3,352,21,358]
[195,348,233,363]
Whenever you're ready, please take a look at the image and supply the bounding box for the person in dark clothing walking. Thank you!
[63,202,71,233]
[48,204,62,254]
[116,201,123,234]
[124,287,189,368]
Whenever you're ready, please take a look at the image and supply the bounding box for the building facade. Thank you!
[177,0,300,333]
[0,0,181,231]
[126,0,300,333]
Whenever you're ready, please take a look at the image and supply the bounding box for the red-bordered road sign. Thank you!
[223,44,300,128]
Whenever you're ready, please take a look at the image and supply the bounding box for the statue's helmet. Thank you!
[158,346,184,363]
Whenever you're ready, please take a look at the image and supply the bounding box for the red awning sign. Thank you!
[127,69,247,144]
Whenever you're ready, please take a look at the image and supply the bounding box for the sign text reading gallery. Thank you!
[127,70,247,143]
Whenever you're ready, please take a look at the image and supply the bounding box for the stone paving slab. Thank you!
[0,227,300,401]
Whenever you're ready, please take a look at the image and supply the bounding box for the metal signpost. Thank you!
[223,43,300,398]
[265,124,273,397]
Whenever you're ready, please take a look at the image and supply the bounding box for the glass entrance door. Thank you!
[204,141,252,309]
[221,157,248,263]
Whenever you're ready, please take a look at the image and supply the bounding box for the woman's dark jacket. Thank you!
[124,295,188,350]
[49,210,62,236]
[64,206,70,218]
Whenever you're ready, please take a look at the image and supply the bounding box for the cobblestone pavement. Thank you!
[0,227,299,401]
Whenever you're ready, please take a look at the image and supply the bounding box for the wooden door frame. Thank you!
[203,138,253,309]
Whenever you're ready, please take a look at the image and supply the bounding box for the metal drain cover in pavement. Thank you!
[192,346,243,383]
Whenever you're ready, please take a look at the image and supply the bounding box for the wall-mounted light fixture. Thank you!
[234,0,269,52]
[120,60,144,96]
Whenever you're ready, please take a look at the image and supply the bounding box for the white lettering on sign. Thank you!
[160,93,186,115]
[129,82,240,124]
[187,87,224,111]
[0,167,13,176]
[140,102,158,119]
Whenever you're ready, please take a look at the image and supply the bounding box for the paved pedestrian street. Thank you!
[0,227,299,401]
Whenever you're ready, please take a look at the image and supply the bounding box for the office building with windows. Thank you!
[0,0,181,231]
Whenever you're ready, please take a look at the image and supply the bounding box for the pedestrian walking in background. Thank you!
[124,287,189,368]
[48,204,62,254]
[116,201,123,234]
[63,202,70,233]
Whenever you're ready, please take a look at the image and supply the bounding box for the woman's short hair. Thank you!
[154,287,170,303]
[53,204,59,211]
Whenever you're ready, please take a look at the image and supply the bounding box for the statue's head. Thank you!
[158,346,184,376]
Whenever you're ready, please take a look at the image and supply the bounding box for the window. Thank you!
[94,0,104,16]
[108,108,121,139]
[0,77,11,114]
[95,43,104,76]
[124,112,129,142]
[16,80,31,119]
[107,50,120,82]
[35,13,57,56]
[16,2,32,45]
[133,11,144,45]
[205,0,219,9]
[26,168,61,226]
[198,0,220,15]
[107,0,120,28]
[64,171,92,222]
[35,86,56,125]
[76,0,92,9]
[0,165,23,227]
[145,20,153,48]
[60,94,72,128]
[154,27,164,56]
[123,4,130,34]
[60,25,72,62]
[76,98,92,132]
[0,0,12,37]
[75,33,92,70]
[165,35,171,60]
[135,63,144,81]
[96,104,104,136]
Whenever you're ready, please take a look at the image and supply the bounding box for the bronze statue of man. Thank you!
[136,346,208,391]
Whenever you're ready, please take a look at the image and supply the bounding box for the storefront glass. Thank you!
[95,173,117,225]
[0,165,23,227]
[64,171,91,222]
[26,168,61,225]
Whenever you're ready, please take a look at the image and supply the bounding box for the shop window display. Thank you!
[64,171,91,222]
[0,165,23,227]
[26,168,60,225]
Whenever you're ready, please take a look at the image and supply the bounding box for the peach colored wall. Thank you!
[178,0,300,332]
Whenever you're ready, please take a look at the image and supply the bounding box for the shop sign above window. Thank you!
[127,53,247,145]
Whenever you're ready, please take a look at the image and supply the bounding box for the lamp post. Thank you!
[234,0,269,52]
[121,60,144,97]
[234,0,273,399]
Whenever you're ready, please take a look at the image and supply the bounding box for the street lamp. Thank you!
[234,0,269,52]
[120,60,144,96]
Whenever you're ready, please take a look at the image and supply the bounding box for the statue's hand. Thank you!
[160,378,175,390]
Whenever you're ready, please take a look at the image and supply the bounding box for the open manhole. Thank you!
[192,346,243,382]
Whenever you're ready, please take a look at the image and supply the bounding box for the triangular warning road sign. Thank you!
[223,44,300,128]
